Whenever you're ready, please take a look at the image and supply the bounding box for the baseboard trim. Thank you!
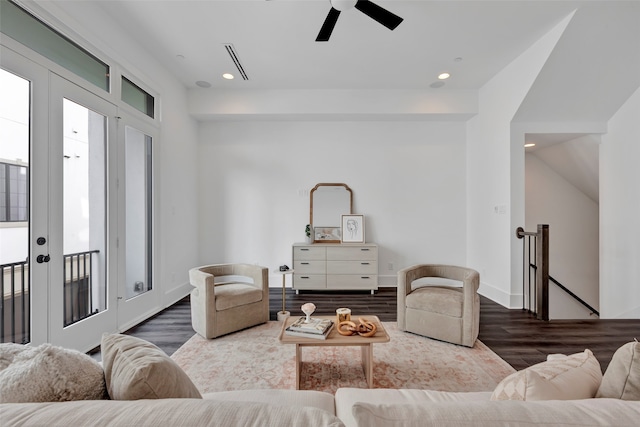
[479,282,522,309]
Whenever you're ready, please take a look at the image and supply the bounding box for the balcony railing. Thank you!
[0,260,29,344]
[1,249,100,344]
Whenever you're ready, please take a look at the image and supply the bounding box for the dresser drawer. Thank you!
[326,246,377,261]
[293,246,326,260]
[327,274,377,289]
[293,274,326,289]
[326,260,377,275]
[294,260,325,274]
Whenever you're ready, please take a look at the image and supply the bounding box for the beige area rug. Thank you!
[171,321,515,395]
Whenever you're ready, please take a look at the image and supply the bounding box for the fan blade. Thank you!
[316,7,341,42]
[354,0,403,31]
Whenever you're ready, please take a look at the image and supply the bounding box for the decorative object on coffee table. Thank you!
[284,317,334,340]
[336,307,351,323]
[301,302,316,322]
[336,317,377,337]
[274,269,293,321]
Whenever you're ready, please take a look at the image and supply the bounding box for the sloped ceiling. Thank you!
[526,134,600,203]
[514,2,640,124]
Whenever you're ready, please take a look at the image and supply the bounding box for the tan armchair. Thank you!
[397,264,480,347]
[189,263,269,339]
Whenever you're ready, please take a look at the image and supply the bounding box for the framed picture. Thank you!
[341,214,365,243]
[314,226,341,243]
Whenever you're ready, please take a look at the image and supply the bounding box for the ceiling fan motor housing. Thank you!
[331,0,357,12]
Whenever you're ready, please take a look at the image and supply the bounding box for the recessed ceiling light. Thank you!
[524,143,536,148]
[222,73,234,80]
[195,81,211,88]
[438,72,451,80]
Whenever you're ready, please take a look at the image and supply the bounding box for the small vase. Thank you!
[305,235,313,244]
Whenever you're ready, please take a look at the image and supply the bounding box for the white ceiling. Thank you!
[27,1,638,204]
[87,0,579,90]
[38,0,640,124]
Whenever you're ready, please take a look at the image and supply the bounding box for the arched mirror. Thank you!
[310,183,353,243]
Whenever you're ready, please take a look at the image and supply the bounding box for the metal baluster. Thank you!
[1,265,4,343]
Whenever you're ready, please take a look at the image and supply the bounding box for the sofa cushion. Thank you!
[0,398,345,427]
[335,388,491,427]
[0,342,106,403]
[350,399,640,427]
[490,349,602,401]
[203,389,336,415]
[596,340,640,400]
[101,333,201,400]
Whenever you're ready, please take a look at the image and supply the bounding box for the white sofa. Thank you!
[2,387,639,427]
[2,336,639,427]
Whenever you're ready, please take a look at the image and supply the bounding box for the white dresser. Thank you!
[292,243,378,293]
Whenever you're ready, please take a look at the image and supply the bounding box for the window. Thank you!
[122,77,155,118]
[0,0,110,91]
[0,162,28,222]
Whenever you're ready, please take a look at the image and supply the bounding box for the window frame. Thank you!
[0,161,29,223]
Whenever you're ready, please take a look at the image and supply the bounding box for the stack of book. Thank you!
[284,317,334,340]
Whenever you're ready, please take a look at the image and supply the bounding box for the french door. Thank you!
[47,73,118,350]
[1,46,157,351]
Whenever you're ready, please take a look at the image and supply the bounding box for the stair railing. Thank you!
[516,224,549,321]
[517,224,599,320]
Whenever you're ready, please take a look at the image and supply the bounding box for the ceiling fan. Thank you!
[316,0,404,42]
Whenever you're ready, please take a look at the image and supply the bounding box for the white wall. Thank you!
[600,87,640,318]
[525,153,599,319]
[197,121,467,286]
[467,12,574,307]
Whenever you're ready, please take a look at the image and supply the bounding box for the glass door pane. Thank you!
[0,68,30,344]
[62,98,107,325]
[124,126,152,300]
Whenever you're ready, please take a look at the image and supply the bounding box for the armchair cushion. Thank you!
[214,284,263,311]
[406,287,463,317]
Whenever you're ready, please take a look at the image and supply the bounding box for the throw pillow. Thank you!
[101,333,202,400]
[490,349,602,401]
[596,340,640,400]
[0,342,107,403]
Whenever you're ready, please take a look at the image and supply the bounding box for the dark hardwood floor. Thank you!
[114,287,640,372]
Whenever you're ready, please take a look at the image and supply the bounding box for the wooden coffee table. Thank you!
[278,315,390,389]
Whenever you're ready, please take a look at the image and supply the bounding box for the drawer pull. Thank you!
[361,276,370,279]
[301,248,310,251]
[301,276,310,279]
[301,262,310,265]
[361,262,370,265]
[361,248,370,251]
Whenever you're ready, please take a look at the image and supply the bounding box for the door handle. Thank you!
[36,254,50,263]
